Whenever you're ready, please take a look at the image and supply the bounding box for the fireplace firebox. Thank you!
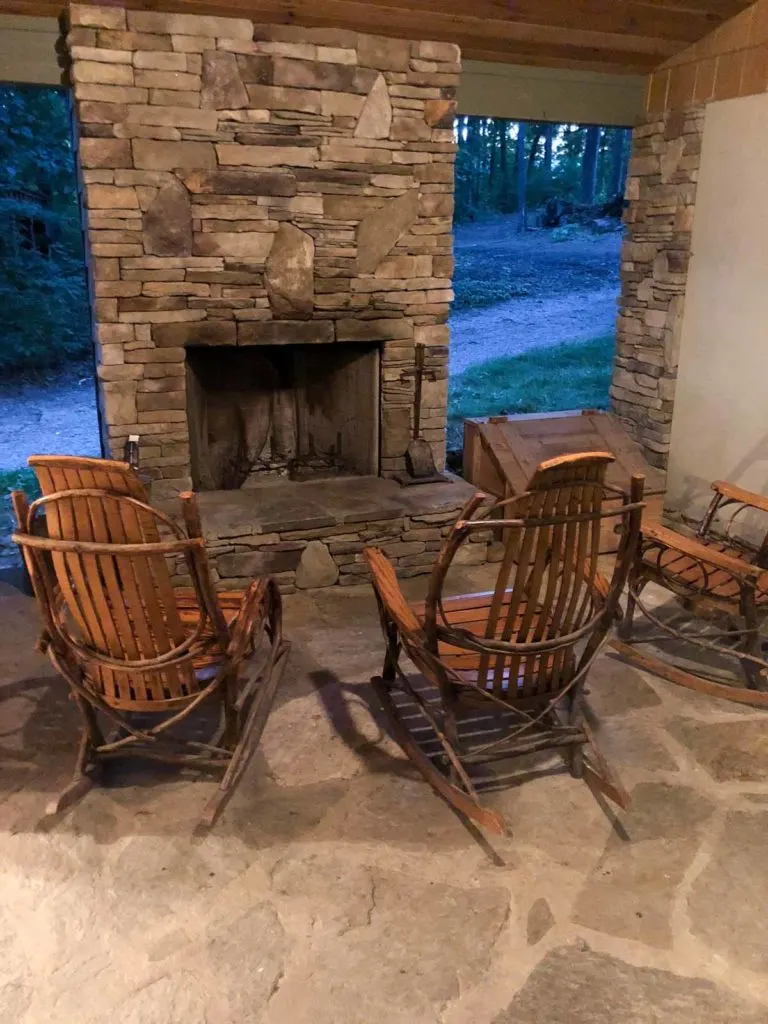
[186,344,380,490]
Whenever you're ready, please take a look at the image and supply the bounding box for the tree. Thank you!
[609,127,629,197]
[498,119,510,209]
[515,121,528,232]
[580,125,600,205]
[0,85,91,375]
[453,115,626,224]
[543,124,554,187]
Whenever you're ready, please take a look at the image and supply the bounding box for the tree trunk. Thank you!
[527,127,542,174]
[581,125,600,205]
[489,119,498,196]
[609,127,629,197]
[499,119,509,210]
[516,121,528,233]
[467,116,480,209]
[543,124,554,186]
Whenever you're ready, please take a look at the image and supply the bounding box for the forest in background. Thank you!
[454,118,631,227]
[0,86,91,377]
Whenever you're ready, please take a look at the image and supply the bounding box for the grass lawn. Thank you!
[447,333,614,452]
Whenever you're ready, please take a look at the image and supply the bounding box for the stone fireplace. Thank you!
[67,3,459,496]
[66,4,493,589]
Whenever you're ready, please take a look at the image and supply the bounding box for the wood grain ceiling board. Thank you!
[0,0,753,72]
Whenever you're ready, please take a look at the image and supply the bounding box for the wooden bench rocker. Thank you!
[614,479,768,706]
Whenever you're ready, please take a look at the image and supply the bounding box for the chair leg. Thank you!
[737,591,768,691]
[568,689,585,779]
[222,674,240,750]
[619,573,644,641]
[46,713,98,816]
[569,743,585,779]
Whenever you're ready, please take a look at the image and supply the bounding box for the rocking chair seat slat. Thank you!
[641,539,768,603]
[411,592,574,696]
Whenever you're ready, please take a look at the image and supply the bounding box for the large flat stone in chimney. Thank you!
[237,321,334,345]
[179,168,297,196]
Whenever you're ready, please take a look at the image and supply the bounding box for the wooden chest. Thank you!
[463,410,666,553]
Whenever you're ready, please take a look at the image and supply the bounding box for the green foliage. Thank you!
[447,334,615,451]
[0,467,39,567]
[0,466,38,499]
[0,86,91,376]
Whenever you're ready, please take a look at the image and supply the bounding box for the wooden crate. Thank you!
[463,410,666,553]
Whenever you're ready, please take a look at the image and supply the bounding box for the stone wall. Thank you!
[66,3,459,493]
[610,106,703,468]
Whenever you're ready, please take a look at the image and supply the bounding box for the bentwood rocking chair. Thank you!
[365,453,645,834]
[615,479,768,705]
[12,486,290,825]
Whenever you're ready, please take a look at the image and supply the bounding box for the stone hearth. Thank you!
[67,4,459,497]
[168,475,492,592]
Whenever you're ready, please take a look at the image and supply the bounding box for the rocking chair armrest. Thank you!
[642,521,762,579]
[363,546,422,635]
[711,480,768,516]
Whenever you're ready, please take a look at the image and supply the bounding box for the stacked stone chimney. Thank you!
[67,3,459,495]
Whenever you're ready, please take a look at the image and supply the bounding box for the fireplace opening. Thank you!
[186,343,380,491]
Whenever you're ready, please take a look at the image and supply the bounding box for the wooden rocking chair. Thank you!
[11,486,290,825]
[614,479,768,706]
[365,453,645,835]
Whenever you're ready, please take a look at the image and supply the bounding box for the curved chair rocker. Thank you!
[11,487,290,826]
[614,479,768,706]
[365,453,645,835]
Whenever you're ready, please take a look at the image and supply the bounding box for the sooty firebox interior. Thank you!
[186,343,380,491]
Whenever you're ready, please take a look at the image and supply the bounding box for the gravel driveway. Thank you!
[450,220,622,375]
[449,284,620,375]
[0,364,100,471]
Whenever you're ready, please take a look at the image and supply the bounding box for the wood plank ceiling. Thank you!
[0,0,754,73]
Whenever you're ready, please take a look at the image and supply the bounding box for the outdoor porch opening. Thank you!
[186,343,380,491]
[448,117,630,461]
[0,84,97,575]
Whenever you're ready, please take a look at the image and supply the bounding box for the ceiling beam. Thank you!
[0,0,751,73]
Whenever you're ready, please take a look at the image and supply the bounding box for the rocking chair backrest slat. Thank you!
[13,490,223,711]
[424,453,643,705]
[29,455,159,544]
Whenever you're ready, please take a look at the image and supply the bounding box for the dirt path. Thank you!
[0,363,100,471]
[449,284,619,375]
[450,218,622,375]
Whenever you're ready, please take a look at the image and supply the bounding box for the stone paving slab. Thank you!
[2,568,768,1022]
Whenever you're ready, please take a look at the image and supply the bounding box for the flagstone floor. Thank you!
[1,564,768,1023]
